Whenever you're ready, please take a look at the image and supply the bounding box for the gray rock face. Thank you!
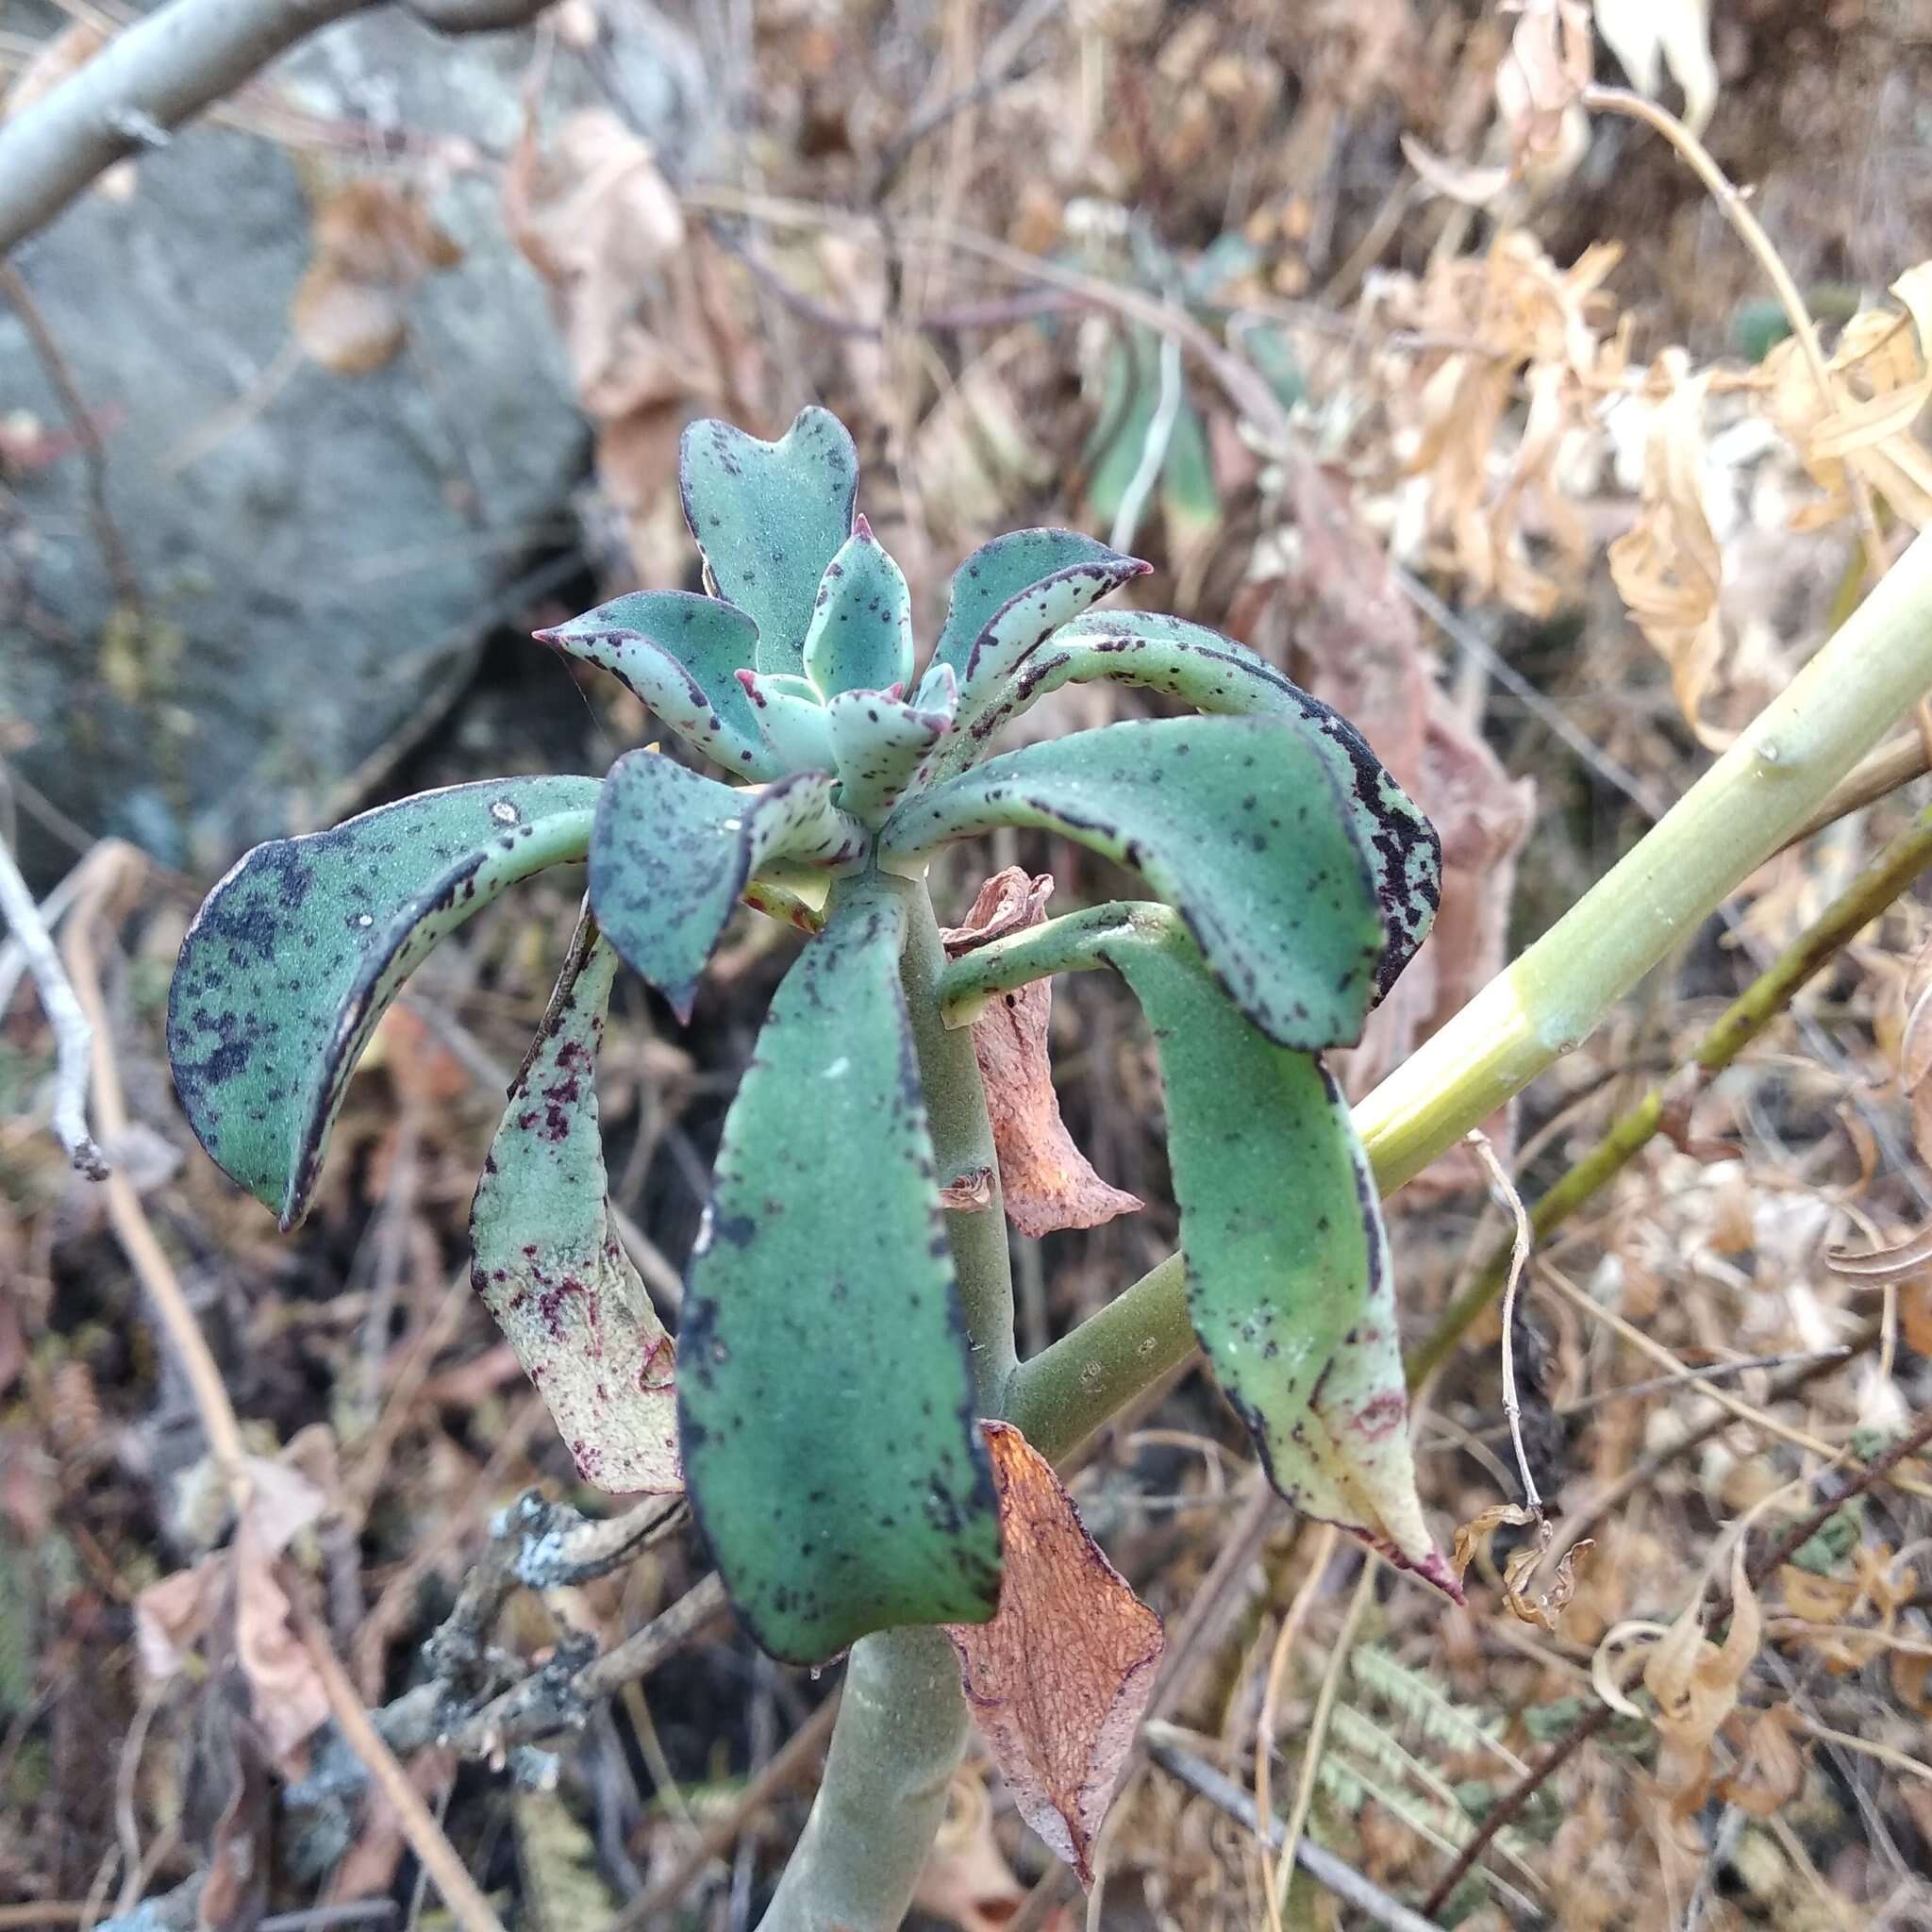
[0,4,706,880]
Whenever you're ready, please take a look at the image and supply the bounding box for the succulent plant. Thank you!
[166,404,1447,1680]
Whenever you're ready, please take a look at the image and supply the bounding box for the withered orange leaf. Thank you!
[942,1421,1163,1887]
[941,871,1141,1239]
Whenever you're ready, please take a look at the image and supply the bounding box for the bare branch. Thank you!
[0,832,107,1176]
[0,0,555,258]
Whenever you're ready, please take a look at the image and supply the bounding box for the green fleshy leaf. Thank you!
[1092,915,1452,1591]
[169,776,599,1228]
[881,714,1385,1050]
[471,912,679,1494]
[928,528,1147,690]
[589,751,865,1023]
[679,876,1002,1663]
[678,408,858,675]
[961,609,1441,998]
[738,670,838,774]
[534,592,777,779]
[803,518,914,700]
[826,678,955,826]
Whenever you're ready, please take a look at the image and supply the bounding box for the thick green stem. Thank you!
[1008,525,1932,1458]
[758,876,1016,1932]
[756,1626,970,1930]
[896,874,1019,1411]
[1404,798,1932,1388]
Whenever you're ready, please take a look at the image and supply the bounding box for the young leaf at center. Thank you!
[678,875,1003,1664]
[470,911,678,1494]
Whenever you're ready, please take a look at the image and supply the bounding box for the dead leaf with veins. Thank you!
[1643,1543,1761,1817]
[942,1421,1163,1887]
[941,871,1141,1239]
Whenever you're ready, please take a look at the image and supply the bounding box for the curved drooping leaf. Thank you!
[826,679,955,826]
[939,904,1450,1588]
[678,408,858,676]
[533,591,778,779]
[803,518,914,701]
[926,529,1146,691]
[169,776,599,1228]
[589,752,866,1023]
[679,876,1003,1663]
[959,609,1441,997]
[1096,917,1452,1589]
[881,714,1385,1051]
[737,671,837,774]
[470,912,678,1494]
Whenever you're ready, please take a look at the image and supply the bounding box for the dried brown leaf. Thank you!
[1593,0,1719,137]
[1644,1543,1760,1816]
[1608,350,1728,747]
[1452,1501,1591,1630]
[291,180,461,376]
[1825,1223,1932,1283]
[1775,1564,1859,1624]
[1399,133,1511,208]
[1715,1705,1807,1818]
[912,1770,1067,1932]
[942,1421,1164,1887]
[135,1453,333,1764]
[941,871,1141,1238]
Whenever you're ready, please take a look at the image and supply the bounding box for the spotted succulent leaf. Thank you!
[679,875,1002,1664]
[533,591,778,779]
[882,714,1385,1051]
[589,751,866,1024]
[959,609,1441,997]
[471,910,678,1493]
[803,517,915,700]
[168,776,600,1229]
[737,670,838,774]
[926,529,1147,698]
[826,680,955,826]
[679,408,858,676]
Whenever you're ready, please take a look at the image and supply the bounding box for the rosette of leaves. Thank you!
[166,404,1449,1680]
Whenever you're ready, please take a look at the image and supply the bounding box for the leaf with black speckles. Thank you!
[802,517,914,701]
[678,408,858,676]
[926,528,1147,696]
[825,674,954,827]
[679,874,1002,1664]
[534,591,777,778]
[881,714,1386,1052]
[167,776,600,1229]
[1094,915,1454,1592]
[959,609,1441,1001]
[589,751,866,1022]
[471,910,678,1494]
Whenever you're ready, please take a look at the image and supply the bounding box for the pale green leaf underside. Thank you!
[679,877,1002,1664]
[826,685,952,826]
[588,752,865,1023]
[803,522,914,700]
[928,527,1145,688]
[470,912,679,1494]
[534,591,778,779]
[957,609,1441,998]
[881,714,1386,1051]
[678,408,859,676]
[168,775,599,1228]
[1094,916,1448,1587]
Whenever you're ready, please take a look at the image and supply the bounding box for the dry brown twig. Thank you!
[1467,1129,1541,1513]
[0,0,558,257]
